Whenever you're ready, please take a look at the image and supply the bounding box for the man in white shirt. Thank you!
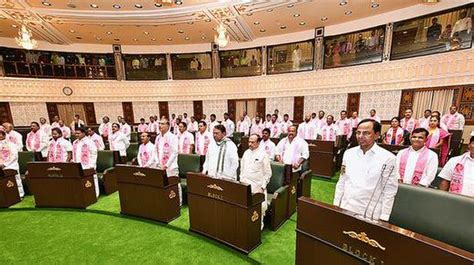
[396,128,438,186]
[109,123,130,163]
[264,114,272,129]
[367,109,381,123]
[2,123,23,152]
[155,119,179,178]
[70,114,85,131]
[119,117,132,140]
[182,113,191,125]
[273,109,282,122]
[297,114,318,140]
[451,10,472,48]
[47,128,73,163]
[147,116,158,133]
[276,126,309,172]
[243,111,251,125]
[280,114,293,134]
[400,109,417,134]
[58,120,71,140]
[418,109,431,129]
[349,111,361,129]
[312,111,326,130]
[441,105,465,131]
[334,119,398,221]
[438,136,474,197]
[137,118,148,133]
[26,122,49,159]
[222,113,235,137]
[137,132,158,168]
[98,116,112,139]
[202,124,239,180]
[260,128,276,161]
[208,114,220,134]
[39,117,52,138]
[237,116,250,136]
[250,116,265,137]
[319,115,342,146]
[335,111,352,141]
[269,114,281,139]
[195,121,213,156]
[51,115,60,128]
[0,130,24,198]
[240,134,272,230]
[177,122,195,154]
[72,127,99,197]
[187,116,199,133]
[87,127,105,151]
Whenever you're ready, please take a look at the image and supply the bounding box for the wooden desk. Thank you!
[187,173,264,254]
[115,165,180,223]
[26,162,97,208]
[308,140,336,178]
[296,197,474,265]
[0,169,21,208]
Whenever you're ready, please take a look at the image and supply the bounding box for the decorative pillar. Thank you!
[383,23,393,61]
[112,44,125,81]
[211,42,220,78]
[314,27,324,70]
[166,53,173,80]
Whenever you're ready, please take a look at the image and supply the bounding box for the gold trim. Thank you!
[85,180,92,188]
[133,171,146,177]
[251,210,259,222]
[169,190,176,199]
[47,166,62,171]
[6,180,14,188]
[207,184,223,191]
[291,186,296,195]
[343,231,386,251]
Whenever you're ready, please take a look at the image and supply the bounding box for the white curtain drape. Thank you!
[412,90,433,118]
[412,89,454,118]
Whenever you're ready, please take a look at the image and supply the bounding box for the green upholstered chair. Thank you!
[390,184,474,253]
[178,154,204,204]
[18,151,35,195]
[279,133,287,140]
[69,134,76,143]
[297,160,312,198]
[428,167,444,189]
[126,143,139,163]
[97,150,120,195]
[232,132,243,146]
[266,162,290,231]
[130,132,138,143]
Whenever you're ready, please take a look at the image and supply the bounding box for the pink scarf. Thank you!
[27,131,40,151]
[386,127,404,145]
[138,124,148,133]
[342,121,351,136]
[271,124,279,138]
[156,134,171,166]
[427,128,441,148]
[299,123,314,140]
[48,140,64,162]
[444,113,459,130]
[103,124,110,137]
[109,132,119,150]
[399,147,430,185]
[139,144,150,166]
[8,134,17,144]
[449,153,469,194]
[322,125,336,141]
[73,140,90,166]
[196,134,210,155]
[350,118,360,128]
[401,118,416,132]
[281,138,300,164]
[0,142,11,163]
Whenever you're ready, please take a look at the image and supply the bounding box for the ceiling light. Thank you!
[214,22,229,48]
[113,4,121,9]
[253,21,260,25]
[96,37,102,41]
[69,29,76,33]
[11,24,18,28]
[178,30,184,34]
[134,4,143,8]
[167,38,172,41]
[15,25,38,50]
[260,29,266,33]
[246,13,253,16]
[371,2,379,8]
[175,0,183,5]
[132,38,138,41]
[267,9,273,12]
[205,19,211,22]
[321,17,328,21]
[184,36,190,40]
[293,13,300,17]
[339,0,348,6]
[42,1,51,6]
[106,31,112,35]
[287,4,294,8]
[155,3,162,7]
[90,4,98,8]
[345,10,352,15]
[144,31,150,35]
[114,38,120,41]
[201,36,206,40]
[151,38,156,41]
[299,21,306,26]
[280,25,287,30]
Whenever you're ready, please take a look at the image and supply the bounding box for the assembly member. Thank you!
[240,134,272,230]
[334,119,398,221]
[202,124,239,180]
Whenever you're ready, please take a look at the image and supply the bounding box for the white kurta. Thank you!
[120,123,132,139]
[177,131,195,154]
[154,131,179,177]
[89,133,105,151]
[275,136,309,172]
[311,118,325,130]
[395,147,438,186]
[137,124,148,133]
[250,123,265,137]
[400,117,417,133]
[439,153,474,197]
[280,120,293,134]
[40,123,52,138]
[222,119,235,137]
[367,115,381,123]
[26,130,49,157]
[336,119,352,138]
[47,138,73,162]
[147,122,159,133]
[208,121,220,133]
[418,117,430,129]
[51,122,60,128]
[319,124,342,141]
[334,144,398,221]
[195,131,213,156]
[108,131,130,157]
[237,121,250,136]
[98,122,113,137]
[297,122,318,140]
[59,126,71,139]
[72,137,98,197]
[137,142,158,168]
[441,112,465,130]
[187,121,199,133]
[269,122,281,138]
[260,139,276,161]
[202,138,239,181]
[6,130,23,152]
[0,140,24,197]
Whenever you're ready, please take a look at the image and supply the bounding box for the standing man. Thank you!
[222,113,235,137]
[47,128,73,163]
[39,117,52,138]
[70,114,85,131]
[400,109,417,133]
[119,117,132,140]
[2,123,23,152]
[441,105,465,130]
[280,114,293,134]
[438,136,473,197]
[269,114,281,139]
[418,109,431,129]
[58,120,71,140]
[240,134,272,230]
[187,116,199,133]
[335,110,352,141]
[243,111,251,125]
[313,111,326,131]
[108,123,130,163]
[367,109,381,123]
[87,128,105,151]
[195,121,212,156]
[51,115,60,128]
[147,116,158,133]
[298,114,318,140]
[396,128,438,186]
[250,116,264,137]
[208,114,219,134]
[334,119,398,221]
[237,116,250,136]
[155,119,179,177]
[260,128,276,161]
[177,122,195,154]
[72,127,99,197]
[319,115,342,146]
[137,132,158,168]
[276,126,309,172]
[26,122,49,159]
[98,116,112,139]
[202,124,239,180]
[0,130,24,198]
[349,111,361,129]
[137,118,148,133]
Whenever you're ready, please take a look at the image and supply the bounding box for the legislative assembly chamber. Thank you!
[0,0,473,264]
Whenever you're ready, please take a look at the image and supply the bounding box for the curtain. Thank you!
[246,100,257,119]
[431,89,454,115]
[412,89,454,118]
[56,103,86,127]
[235,100,246,120]
[412,90,433,118]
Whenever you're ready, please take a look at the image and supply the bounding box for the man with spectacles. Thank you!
[334,119,398,221]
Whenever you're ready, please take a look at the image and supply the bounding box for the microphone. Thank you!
[371,163,395,221]
[363,164,387,220]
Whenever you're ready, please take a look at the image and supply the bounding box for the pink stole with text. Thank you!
[399,147,429,185]
[449,153,469,194]
[386,127,404,145]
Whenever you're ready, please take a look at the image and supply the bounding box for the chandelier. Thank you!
[15,25,38,50]
[214,22,230,48]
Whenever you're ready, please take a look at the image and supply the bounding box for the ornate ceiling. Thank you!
[0,0,423,46]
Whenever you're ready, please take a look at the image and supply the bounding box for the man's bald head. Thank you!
[2,122,13,132]
[248,134,260,151]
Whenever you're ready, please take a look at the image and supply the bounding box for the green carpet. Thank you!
[0,177,337,264]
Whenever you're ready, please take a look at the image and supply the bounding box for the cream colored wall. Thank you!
[266,97,294,119]
[360,90,402,120]
[133,102,160,122]
[168,101,194,119]
[9,102,48,127]
[202,100,227,120]
[304,94,348,118]
[94,102,123,124]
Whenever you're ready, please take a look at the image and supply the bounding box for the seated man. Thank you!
[0,130,24,198]
[87,128,105,151]
[260,128,276,161]
[137,132,157,168]
[276,125,309,172]
[438,136,473,197]
[47,128,73,162]
[177,122,195,154]
[240,134,272,230]
[396,128,438,186]
[334,119,397,221]
[202,124,239,180]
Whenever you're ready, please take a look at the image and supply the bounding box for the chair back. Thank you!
[126,143,139,162]
[267,162,285,194]
[178,154,202,178]
[97,150,116,173]
[18,151,35,174]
